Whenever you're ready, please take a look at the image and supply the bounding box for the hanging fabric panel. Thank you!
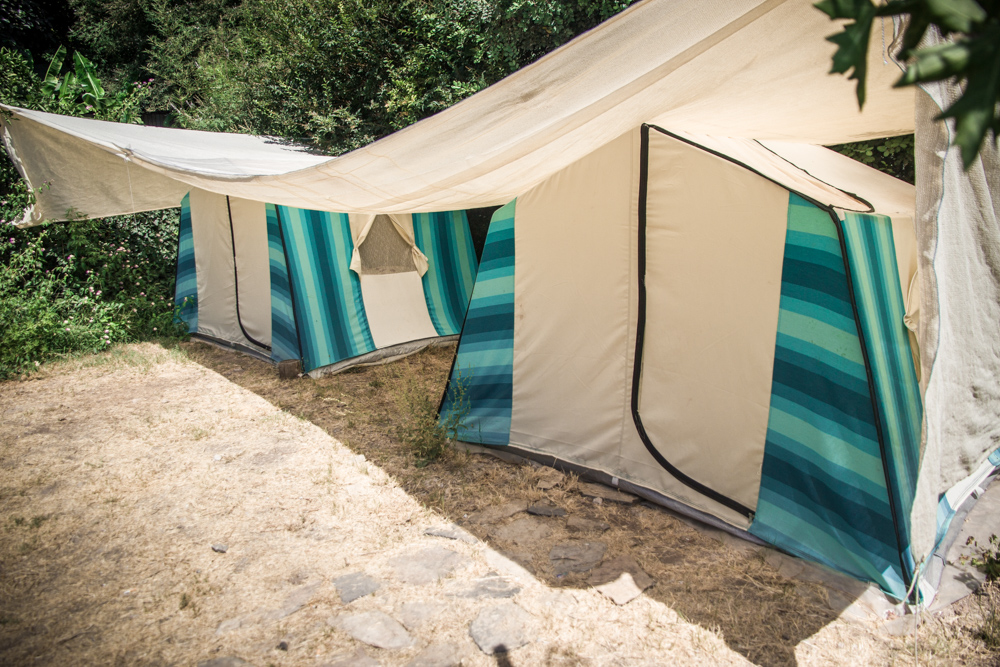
[411,210,479,336]
[265,203,301,363]
[750,194,907,600]
[440,201,515,445]
[173,192,198,333]
[274,205,375,372]
[841,210,922,578]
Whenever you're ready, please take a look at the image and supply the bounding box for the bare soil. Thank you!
[0,341,996,666]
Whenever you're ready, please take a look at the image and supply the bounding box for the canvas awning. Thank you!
[2,0,913,226]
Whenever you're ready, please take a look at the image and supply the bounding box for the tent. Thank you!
[441,125,926,600]
[2,0,998,603]
[171,188,478,375]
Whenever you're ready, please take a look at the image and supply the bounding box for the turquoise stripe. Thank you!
[413,210,479,335]
[751,193,906,599]
[841,212,922,570]
[173,192,198,333]
[441,200,516,446]
[774,332,868,381]
[266,203,301,363]
[275,205,375,372]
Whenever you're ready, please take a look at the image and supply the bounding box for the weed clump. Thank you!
[394,367,470,467]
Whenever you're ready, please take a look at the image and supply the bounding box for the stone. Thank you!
[549,541,606,575]
[328,611,414,650]
[388,546,470,585]
[491,517,552,547]
[466,500,528,525]
[212,544,228,553]
[334,572,380,603]
[595,573,645,605]
[397,601,446,631]
[450,573,521,599]
[469,602,533,655]
[535,468,565,490]
[278,359,302,380]
[587,555,654,591]
[566,516,610,533]
[322,647,381,667]
[577,482,637,505]
[404,644,463,667]
[215,617,248,635]
[424,524,477,544]
[527,501,567,517]
[197,658,251,667]
[268,581,321,619]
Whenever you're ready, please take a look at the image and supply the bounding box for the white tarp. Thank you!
[909,64,1000,566]
[2,0,912,225]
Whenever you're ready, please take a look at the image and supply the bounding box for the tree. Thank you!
[817,0,1000,168]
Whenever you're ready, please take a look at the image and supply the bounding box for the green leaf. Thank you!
[896,41,974,85]
[823,3,878,107]
[43,46,66,84]
[925,0,986,33]
[73,52,105,107]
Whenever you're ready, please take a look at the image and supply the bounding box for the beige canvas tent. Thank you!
[2,0,997,603]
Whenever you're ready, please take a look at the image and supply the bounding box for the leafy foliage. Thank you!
[816,0,1000,168]
[830,134,915,183]
[0,47,183,379]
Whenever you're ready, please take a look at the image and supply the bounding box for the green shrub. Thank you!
[395,367,471,467]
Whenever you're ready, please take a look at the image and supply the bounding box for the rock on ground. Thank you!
[388,545,471,585]
[329,611,414,650]
[334,572,380,603]
[469,602,533,655]
[491,516,552,547]
[549,541,607,575]
[404,643,463,667]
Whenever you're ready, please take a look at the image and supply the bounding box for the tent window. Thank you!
[356,214,416,274]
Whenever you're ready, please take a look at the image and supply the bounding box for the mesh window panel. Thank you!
[357,215,415,274]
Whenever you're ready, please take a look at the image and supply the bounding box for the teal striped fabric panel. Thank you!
[274,205,375,372]
[841,211,922,573]
[440,201,515,445]
[750,194,907,600]
[265,203,301,363]
[173,193,198,333]
[412,210,479,336]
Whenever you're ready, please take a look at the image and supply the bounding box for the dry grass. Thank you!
[0,340,997,666]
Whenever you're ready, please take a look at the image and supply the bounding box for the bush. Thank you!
[0,210,186,379]
[394,367,471,467]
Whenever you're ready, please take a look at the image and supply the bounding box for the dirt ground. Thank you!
[0,341,996,666]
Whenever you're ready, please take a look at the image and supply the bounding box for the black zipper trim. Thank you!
[751,140,875,214]
[226,196,271,351]
[637,124,911,596]
[632,124,754,518]
[273,204,306,364]
[824,207,913,602]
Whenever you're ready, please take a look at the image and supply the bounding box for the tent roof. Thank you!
[2,0,914,225]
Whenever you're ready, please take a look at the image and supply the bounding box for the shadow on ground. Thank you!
[181,340,876,667]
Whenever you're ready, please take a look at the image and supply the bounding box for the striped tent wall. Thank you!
[265,203,301,363]
[841,211,922,575]
[412,211,479,336]
[273,205,376,372]
[440,201,516,445]
[749,194,908,600]
[173,193,198,333]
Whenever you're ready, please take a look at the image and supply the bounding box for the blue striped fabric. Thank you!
[173,193,198,333]
[412,211,479,336]
[274,205,376,372]
[440,201,516,445]
[841,211,922,577]
[750,194,908,599]
[265,203,301,363]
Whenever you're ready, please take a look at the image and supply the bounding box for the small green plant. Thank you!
[29,514,49,529]
[179,593,190,609]
[394,366,471,467]
[966,534,1000,581]
[10,516,25,527]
